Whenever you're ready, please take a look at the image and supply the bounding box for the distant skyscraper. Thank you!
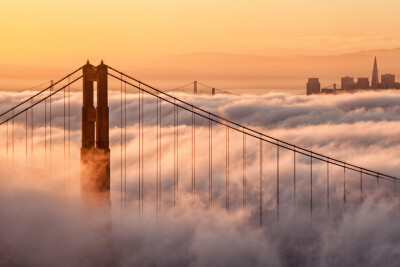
[381,74,395,89]
[371,56,379,89]
[341,76,356,90]
[356,77,369,89]
[306,78,320,95]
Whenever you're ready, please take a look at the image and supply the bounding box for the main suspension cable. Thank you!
[0,67,82,119]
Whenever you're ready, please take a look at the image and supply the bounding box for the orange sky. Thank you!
[1,0,400,89]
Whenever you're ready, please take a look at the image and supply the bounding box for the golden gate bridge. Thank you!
[0,61,398,234]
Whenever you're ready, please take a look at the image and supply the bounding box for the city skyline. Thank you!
[307,56,400,95]
[3,47,400,93]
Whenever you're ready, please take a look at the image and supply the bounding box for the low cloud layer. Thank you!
[0,89,400,266]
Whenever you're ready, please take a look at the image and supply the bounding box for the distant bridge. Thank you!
[166,80,237,95]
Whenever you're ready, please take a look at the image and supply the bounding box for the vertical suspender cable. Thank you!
[68,76,70,171]
[138,86,141,217]
[157,95,161,220]
[327,160,330,214]
[360,171,363,202]
[294,147,296,220]
[26,111,28,163]
[141,88,144,217]
[157,96,159,221]
[193,110,196,210]
[226,123,229,213]
[208,117,210,212]
[192,110,195,210]
[173,103,176,214]
[124,82,127,212]
[158,96,162,220]
[260,137,263,228]
[12,109,14,162]
[227,125,229,213]
[243,130,246,236]
[49,82,52,170]
[159,98,161,216]
[210,117,212,213]
[120,75,123,225]
[209,116,212,213]
[64,87,66,193]
[64,87,66,158]
[45,100,47,167]
[208,114,212,212]
[344,165,346,211]
[177,106,179,213]
[311,152,313,221]
[159,98,162,217]
[277,141,279,223]
[31,99,33,160]
[6,122,8,167]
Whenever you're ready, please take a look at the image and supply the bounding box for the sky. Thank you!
[1,89,400,266]
[1,2,400,265]
[1,0,400,91]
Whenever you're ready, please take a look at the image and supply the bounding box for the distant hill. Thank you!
[132,47,400,90]
[2,48,400,91]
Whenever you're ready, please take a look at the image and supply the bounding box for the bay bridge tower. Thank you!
[81,61,110,204]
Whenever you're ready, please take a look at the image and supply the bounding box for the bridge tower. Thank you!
[81,60,110,205]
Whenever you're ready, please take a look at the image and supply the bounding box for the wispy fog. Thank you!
[0,90,399,266]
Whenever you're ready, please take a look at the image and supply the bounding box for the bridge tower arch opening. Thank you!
[81,60,110,205]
